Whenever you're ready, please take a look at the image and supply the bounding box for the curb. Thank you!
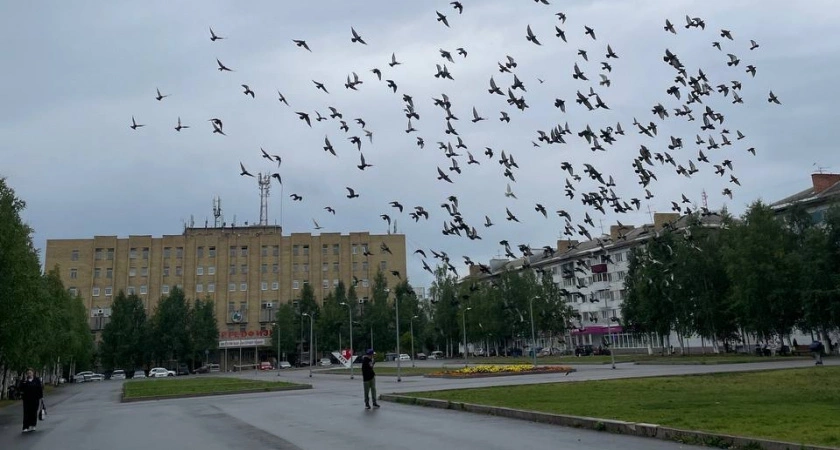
[423,368,576,379]
[380,395,836,450]
[121,384,312,403]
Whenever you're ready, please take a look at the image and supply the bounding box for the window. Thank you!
[209,246,216,258]
[352,244,358,255]
[130,248,138,259]
[129,268,136,277]
[272,263,279,273]
[176,247,183,258]
[71,250,79,261]
[70,268,78,279]
[323,279,329,289]
[271,282,279,290]
[333,262,339,272]
[240,283,247,291]
[107,248,114,260]
[302,245,309,256]
[142,247,149,259]
[322,244,328,255]
[229,264,236,275]
[262,245,269,257]
[352,262,358,271]
[380,261,387,270]
[240,264,248,274]
[163,266,170,277]
[93,287,100,296]
[601,309,609,319]
[322,263,328,272]
[293,245,299,256]
[229,246,237,257]
[105,286,113,296]
[208,266,215,275]
[333,279,339,287]
[164,247,171,258]
[333,244,339,255]
[240,246,248,257]
[228,301,235,312]
[614,252,624,263]
[197,266,204,276]
[176,266,183,276]
[362,279,369,287]
[162,285,170,294]
[361,244,368,254]
[196,284,203,293]
[293,280,300,290]
[95,248,103,260]
[197,246,204,258]
[94,268,101,278]
[272,245,279,256]
[229,283,236,292]
[261,282,268,291]
[303,263,309,272]
[207,283,215,293]
[293,264,299,273]
[127,286,136,295]
[68,287,77,296]
[106,268,113,279]
[617,271,626,281]
[140,285,147,295]
[261,263,268,274]
[362,261,368,271]
[141,267,148,277]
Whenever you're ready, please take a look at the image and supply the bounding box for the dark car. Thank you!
[175,363,190,376]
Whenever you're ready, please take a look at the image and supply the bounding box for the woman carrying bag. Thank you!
[19,368,44,433]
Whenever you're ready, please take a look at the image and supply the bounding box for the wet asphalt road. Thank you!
[0,358,830,450]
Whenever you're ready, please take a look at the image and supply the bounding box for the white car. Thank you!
[74,371,94,383]
[398,354,411,361]
[111,369,126,380]
[149,367,175,378]
[319,358,332,366]
[89,373,105,382]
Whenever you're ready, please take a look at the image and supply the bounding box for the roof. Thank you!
[771,178,840,211]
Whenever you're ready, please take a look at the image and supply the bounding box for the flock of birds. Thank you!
[128,1,781,282]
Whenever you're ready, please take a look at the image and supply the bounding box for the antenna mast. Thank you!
[213,196,223,228]
[701,189,709,210]
[258,173,271,226]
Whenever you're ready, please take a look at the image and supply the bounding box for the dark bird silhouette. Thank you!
[749,39,759,50]
[174,117,189,132]
[293,39,311,51]
[471,107,485,123]
[241,84,255,98]
[436,11,450,27]
[239,162,254,177]
[555,26,566,42]
[216,58,233,72]
[290,194,303,201]
[457,47,467,57]
[209,27,225,41]
[350,27,367,45]
[313,80,329,93]
[526,25,542,45]
[768,91,781,104]
[584,25,596,40]
[130,116,144,130]
[357,153,373,170]
[346,187,360,199]
[664,19,676,34]
[451,1,463,14]
[155,88,169,101]
[277,91,289,105]
[296,112,312,127]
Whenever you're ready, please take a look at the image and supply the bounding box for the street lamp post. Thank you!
[410,315,419,368]
[606,301,616,370]
[530,296,540,367]
[302,313,314,378]
[462,307,472,368]
[339,302,354,379]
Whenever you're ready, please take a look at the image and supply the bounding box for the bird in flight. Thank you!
[239,162,253,177]
[130,116,144,130]
[436,11,450,27]
[350,27,367,45]
[174,117,189,132]
[216,58,233,72]
[312,219,323,230]
[155,88,169,101]
[241,84,255,98]
[346,187,360,199]
[209,27,224,41]
[293,39,311,51]
[526,25,542,45]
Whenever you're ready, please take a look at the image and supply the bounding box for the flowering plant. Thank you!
[429,364,573,377]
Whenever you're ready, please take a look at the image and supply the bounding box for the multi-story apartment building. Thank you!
[771,172,840,223]
[44,226,407,363]
[466,213,723,354]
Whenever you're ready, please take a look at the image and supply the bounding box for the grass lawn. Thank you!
[321,367,439,376]
[123,377,305,400]
[407,367,840,447]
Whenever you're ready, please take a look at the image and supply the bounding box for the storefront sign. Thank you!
[219,329,271,339]
[218,339,267,348]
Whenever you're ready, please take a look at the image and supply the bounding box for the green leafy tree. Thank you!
[188,297,219,368]
[271,303,298,363]
[430,266,460,355]
[150,286,191,366]
[101,291,148,370]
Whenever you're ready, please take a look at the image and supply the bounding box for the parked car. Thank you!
[319,358,332,367]
[111,369,126,380]
[277,361,292,369]
[74,371,94,383]
[260,362,273,370]
[132,370,146,379]
[175,363,190,376]
[194,363,221,374]
[149,367,174,378]
[88,373,105,382]
[428,351,445,359]
[398,354,411,361]
[415,353,427,360]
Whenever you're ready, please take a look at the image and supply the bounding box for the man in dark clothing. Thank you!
[19,368,43,432]
[361,349,380,409]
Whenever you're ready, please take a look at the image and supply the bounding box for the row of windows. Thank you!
[561,271,627,287]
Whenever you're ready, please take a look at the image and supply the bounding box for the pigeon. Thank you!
[350,27,367,45]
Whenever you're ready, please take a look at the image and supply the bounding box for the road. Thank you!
[1,358,831,450]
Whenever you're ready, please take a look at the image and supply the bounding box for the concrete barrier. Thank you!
[380,394,836,450]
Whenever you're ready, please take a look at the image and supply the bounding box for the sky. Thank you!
[2,0,839,289]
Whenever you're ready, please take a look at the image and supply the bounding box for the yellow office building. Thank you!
[44,226,407,348]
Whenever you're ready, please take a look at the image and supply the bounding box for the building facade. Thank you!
[466,213,723,354]
[771,172,840,223]
[45,226,407,358]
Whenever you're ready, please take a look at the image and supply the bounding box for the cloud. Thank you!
[2,0,839,288]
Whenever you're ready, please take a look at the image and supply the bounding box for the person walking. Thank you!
[809,340,824,365]
[361,349,380,410]
[19,368,43,433]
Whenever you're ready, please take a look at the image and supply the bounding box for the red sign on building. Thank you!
[219,329,272,339]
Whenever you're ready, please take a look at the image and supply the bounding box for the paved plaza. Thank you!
[0,358,833,449]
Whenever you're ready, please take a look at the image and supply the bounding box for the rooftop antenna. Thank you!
[232,214,237,228]
[813,163,829,174]
[258,173,271,226]
[393,219,398,234]
[213,196,223,228]
[701,189,709,210]
[599,219,605,236]
[190,215,195,228]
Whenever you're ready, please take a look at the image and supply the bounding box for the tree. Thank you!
[150,286,191,365]
[188,297,219,368]
[101,291,148,370]
[430,266,460,355]
[271,303,298,363]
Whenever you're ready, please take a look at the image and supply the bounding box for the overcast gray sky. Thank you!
[2,0,838,289]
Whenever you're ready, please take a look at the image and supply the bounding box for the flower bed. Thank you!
[425,365,575,379]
